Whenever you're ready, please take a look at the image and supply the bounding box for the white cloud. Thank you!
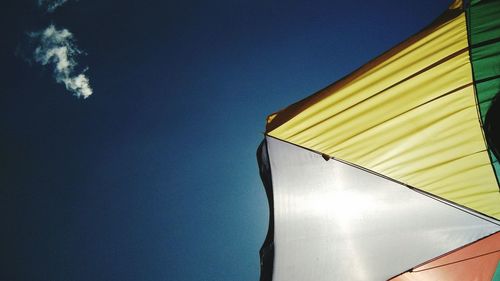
[64,73,93,98]
[30,25,93,99]
[38,0,69,12]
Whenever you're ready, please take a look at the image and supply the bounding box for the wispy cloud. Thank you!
[30,25,93,98]
[38,0,69,12]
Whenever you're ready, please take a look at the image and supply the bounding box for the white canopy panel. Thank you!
[266,136,499,281]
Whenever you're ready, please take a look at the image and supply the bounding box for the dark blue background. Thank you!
[1,1,451,280]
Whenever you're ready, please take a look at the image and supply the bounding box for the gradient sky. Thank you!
[1,1,452,280]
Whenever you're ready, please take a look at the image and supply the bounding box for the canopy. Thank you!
[258,0,500,280]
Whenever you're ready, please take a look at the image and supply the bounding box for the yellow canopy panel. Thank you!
[266,6,500,219]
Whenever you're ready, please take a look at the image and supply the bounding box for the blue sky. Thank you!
[1,1,451,280]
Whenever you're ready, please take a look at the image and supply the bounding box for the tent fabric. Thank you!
[389,232,500,281]
[264,0,500,219]
[265,136,499,281]
[468,0,500,185]
[257,140,275,281]
[493,260,500,281]
[470,0,500,122]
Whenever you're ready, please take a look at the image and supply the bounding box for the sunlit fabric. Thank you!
[390,232,500,281]
[265,0,500,219]
[258,0,500,280]
[264,137,499,281]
